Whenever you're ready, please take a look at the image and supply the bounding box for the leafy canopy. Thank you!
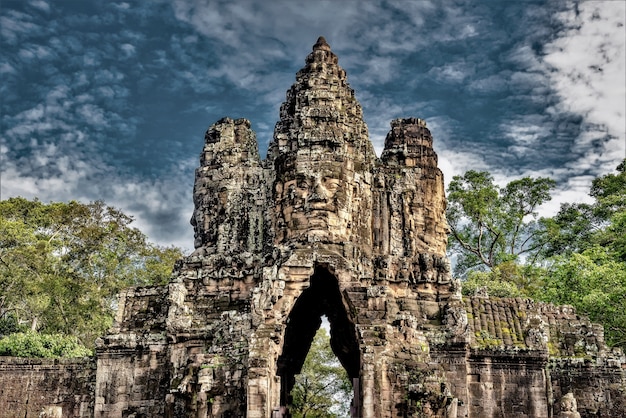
[290,327,352,418]
[543,159,625,261]
[0,331,92,358]
[446,170,555,276]
[460,260,548,299]
[537,247,626,348]
[533,160,626,349]
[448,160,626,350]
[0,197,184,350]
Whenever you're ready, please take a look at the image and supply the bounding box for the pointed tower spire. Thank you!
[313,36,331,51]
[268,36,375,165]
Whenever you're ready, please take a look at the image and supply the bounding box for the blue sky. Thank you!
[1,0,624,251]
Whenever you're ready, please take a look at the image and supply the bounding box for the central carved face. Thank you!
[295,171,340,209]
[275,160,351,243]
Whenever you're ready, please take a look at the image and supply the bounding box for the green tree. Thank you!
[588,159,626,261]
[0,331,92,358]
[291,327,352,418]
[446,170,555,276]
[460,261,546,298]
[449,162,626,350]
[543,159,625,260]
[534,160,626,349]
[0,197,184,349]
[541,202,598,258]
[535,247,626,348]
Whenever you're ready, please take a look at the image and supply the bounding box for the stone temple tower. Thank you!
[94,37,625,418]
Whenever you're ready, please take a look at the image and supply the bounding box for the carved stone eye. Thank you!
[296,178,310,190]
[322,177,340,192]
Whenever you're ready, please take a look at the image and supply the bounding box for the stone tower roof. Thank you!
[268,36,375,167]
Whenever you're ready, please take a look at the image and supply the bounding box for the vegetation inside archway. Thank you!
[290,325,352,418]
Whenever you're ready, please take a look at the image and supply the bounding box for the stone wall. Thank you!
[0,357,95,418]
[549,357,626,417]
[467,350,549,417]
[94,333,169,417]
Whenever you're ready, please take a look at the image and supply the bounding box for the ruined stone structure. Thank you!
[1,37,624,418]
[0,357,95,417]
[91,36,625,418]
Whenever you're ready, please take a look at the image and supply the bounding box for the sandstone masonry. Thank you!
[93,36,625,418]
[0,357,95,417]
[2,37,624,418]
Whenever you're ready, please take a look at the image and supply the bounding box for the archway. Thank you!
[277,265,361,415]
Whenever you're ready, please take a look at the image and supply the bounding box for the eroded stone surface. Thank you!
[0,357,95,417]
[4,36,619,418]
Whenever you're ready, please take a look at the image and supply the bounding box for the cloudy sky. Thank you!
[1,0,624,252]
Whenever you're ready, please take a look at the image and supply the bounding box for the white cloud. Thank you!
[1,149,195,252]
[2,0,623,252]
[112,2,131,11]
[18,44,55,60]
[437,148,490,189]
[77,104,107,127]
[498,114,553,160]
[506,44,543,69]
[467,73,509,94]
[504,121,544,146]
[93,69,125,83]
[359,56,398,85]
[168,0,484,95]
[0,12,42,44]
[542,2,625,169]
[357,91,425,155]
[120,43,136,57]
[29,0,50,13]
[106,175,195,252]
[480,2,625,218]
[429,62,474,84]
[0,62,16,74]
[536,174,596,219]
[0,147,93,200]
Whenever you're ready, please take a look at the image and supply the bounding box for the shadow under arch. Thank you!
[277,265,361,411]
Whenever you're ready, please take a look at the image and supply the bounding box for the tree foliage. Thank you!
[0,331,92,358]
[291,327,352,418]
[0,197,184,350]
[448,161,626,350]
[446,170,555,276]
[543,159,626,261]
[534,160,626,349]
[541,202,598,258]
[536,247,626,348]
[461,261,545,298]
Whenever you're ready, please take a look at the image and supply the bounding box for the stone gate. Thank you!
[93,37,625,418]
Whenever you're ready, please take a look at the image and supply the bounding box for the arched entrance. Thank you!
[276,265,361,416]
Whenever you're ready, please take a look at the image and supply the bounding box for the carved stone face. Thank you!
[275,160,351,243]
[560,393,577,412]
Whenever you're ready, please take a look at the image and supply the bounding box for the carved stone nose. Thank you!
[307,180,328,203]
[307,190,326,203]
